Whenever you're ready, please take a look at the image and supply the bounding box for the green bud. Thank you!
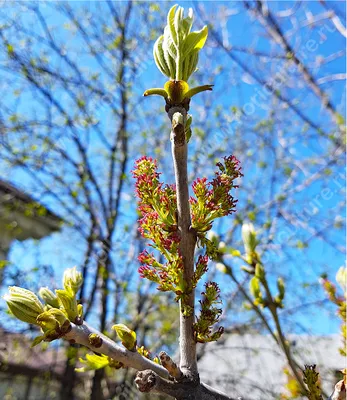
[154,5,208,81]
[112,324,137,351]
[108,357,123,369]
[275,277,286,307]
[230,249,241,257]
[63,266,83,295]
[77,303,83,319]
[55,289,78,321]
[277,277,285,300]
[4,286,44,325]
[39,287,60,308]
[249,277,262,301]
[242,222,258,255]
[88,333,103,348]
[255,263,265,280]
[145,5,212,107]
[137,345,150,358]
[36,308,70,334]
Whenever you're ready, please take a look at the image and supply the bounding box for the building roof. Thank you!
[0,179,63,241]
[198,333,343,400]
[0,328,66,377]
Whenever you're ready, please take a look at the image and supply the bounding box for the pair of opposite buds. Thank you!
[144,4,213,107]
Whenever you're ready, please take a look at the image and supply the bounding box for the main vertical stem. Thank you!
[169,107,198,380]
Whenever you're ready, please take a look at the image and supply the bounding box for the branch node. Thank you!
[159,351,183,380]
[134,370,157,393]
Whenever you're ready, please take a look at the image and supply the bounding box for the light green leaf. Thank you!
[181,9,194,36]
[76,353,110,372]
[162,28,176,78]
[183,26,208,59]
[167,4,178,47]
[184,50,199,80]
[153,36,170,77]
[174,6,184,44]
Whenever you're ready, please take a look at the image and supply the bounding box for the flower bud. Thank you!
[112,324,137,351]
[39,287,60,308]
[4,286,44,325]
[63,267,83,295]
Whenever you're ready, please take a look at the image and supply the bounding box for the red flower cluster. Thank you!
[133,157,178,248]
[190,155,243,234]
[133,157,185,297]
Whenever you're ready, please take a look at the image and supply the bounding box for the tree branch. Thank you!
[248,0,342,127]
[168,106,198,379]
[63,321,169,379]
[64,321,236,399]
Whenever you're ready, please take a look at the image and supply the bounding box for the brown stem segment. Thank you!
[168,106,198,380]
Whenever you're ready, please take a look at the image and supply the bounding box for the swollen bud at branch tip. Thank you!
[153,4,208,82]
[242,222,258,255]
[145,5,213,108]
[63,266,83,295]
[4,286,44,325]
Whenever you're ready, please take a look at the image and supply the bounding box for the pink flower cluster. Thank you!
[190,155,243,233]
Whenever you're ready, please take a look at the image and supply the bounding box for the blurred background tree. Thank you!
[0,1,344,399]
